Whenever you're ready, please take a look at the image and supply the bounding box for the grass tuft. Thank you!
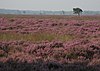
[0,32,74,42]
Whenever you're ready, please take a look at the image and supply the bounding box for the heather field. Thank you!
[0,15,100,71]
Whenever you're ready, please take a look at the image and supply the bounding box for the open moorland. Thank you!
[0,15,100,71]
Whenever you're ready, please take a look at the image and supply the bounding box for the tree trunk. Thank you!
[78,13,80,16]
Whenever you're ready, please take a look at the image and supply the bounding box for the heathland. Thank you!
[0,15,100,71]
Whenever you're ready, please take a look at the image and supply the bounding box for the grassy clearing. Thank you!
[0,32,74,42]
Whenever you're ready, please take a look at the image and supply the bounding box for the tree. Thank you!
[62,10,65,15]
[73,8,83,16]
[23,11,26,14]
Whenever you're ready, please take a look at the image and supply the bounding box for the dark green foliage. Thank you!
[73,8,83,16]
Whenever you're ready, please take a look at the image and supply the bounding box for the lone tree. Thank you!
[62,10,65,15]
[73,8,83,16]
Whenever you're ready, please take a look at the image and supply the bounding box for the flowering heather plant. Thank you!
[0,15,100,71]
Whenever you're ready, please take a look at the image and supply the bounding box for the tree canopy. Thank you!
[73,8,83,16]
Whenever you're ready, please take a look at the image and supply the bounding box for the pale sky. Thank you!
[0,0,100,11]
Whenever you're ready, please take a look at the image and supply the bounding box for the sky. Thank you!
[0,0,100,11]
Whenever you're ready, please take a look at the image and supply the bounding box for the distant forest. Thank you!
[0,9,100,15]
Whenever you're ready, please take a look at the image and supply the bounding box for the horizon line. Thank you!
[0,8,100,12]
